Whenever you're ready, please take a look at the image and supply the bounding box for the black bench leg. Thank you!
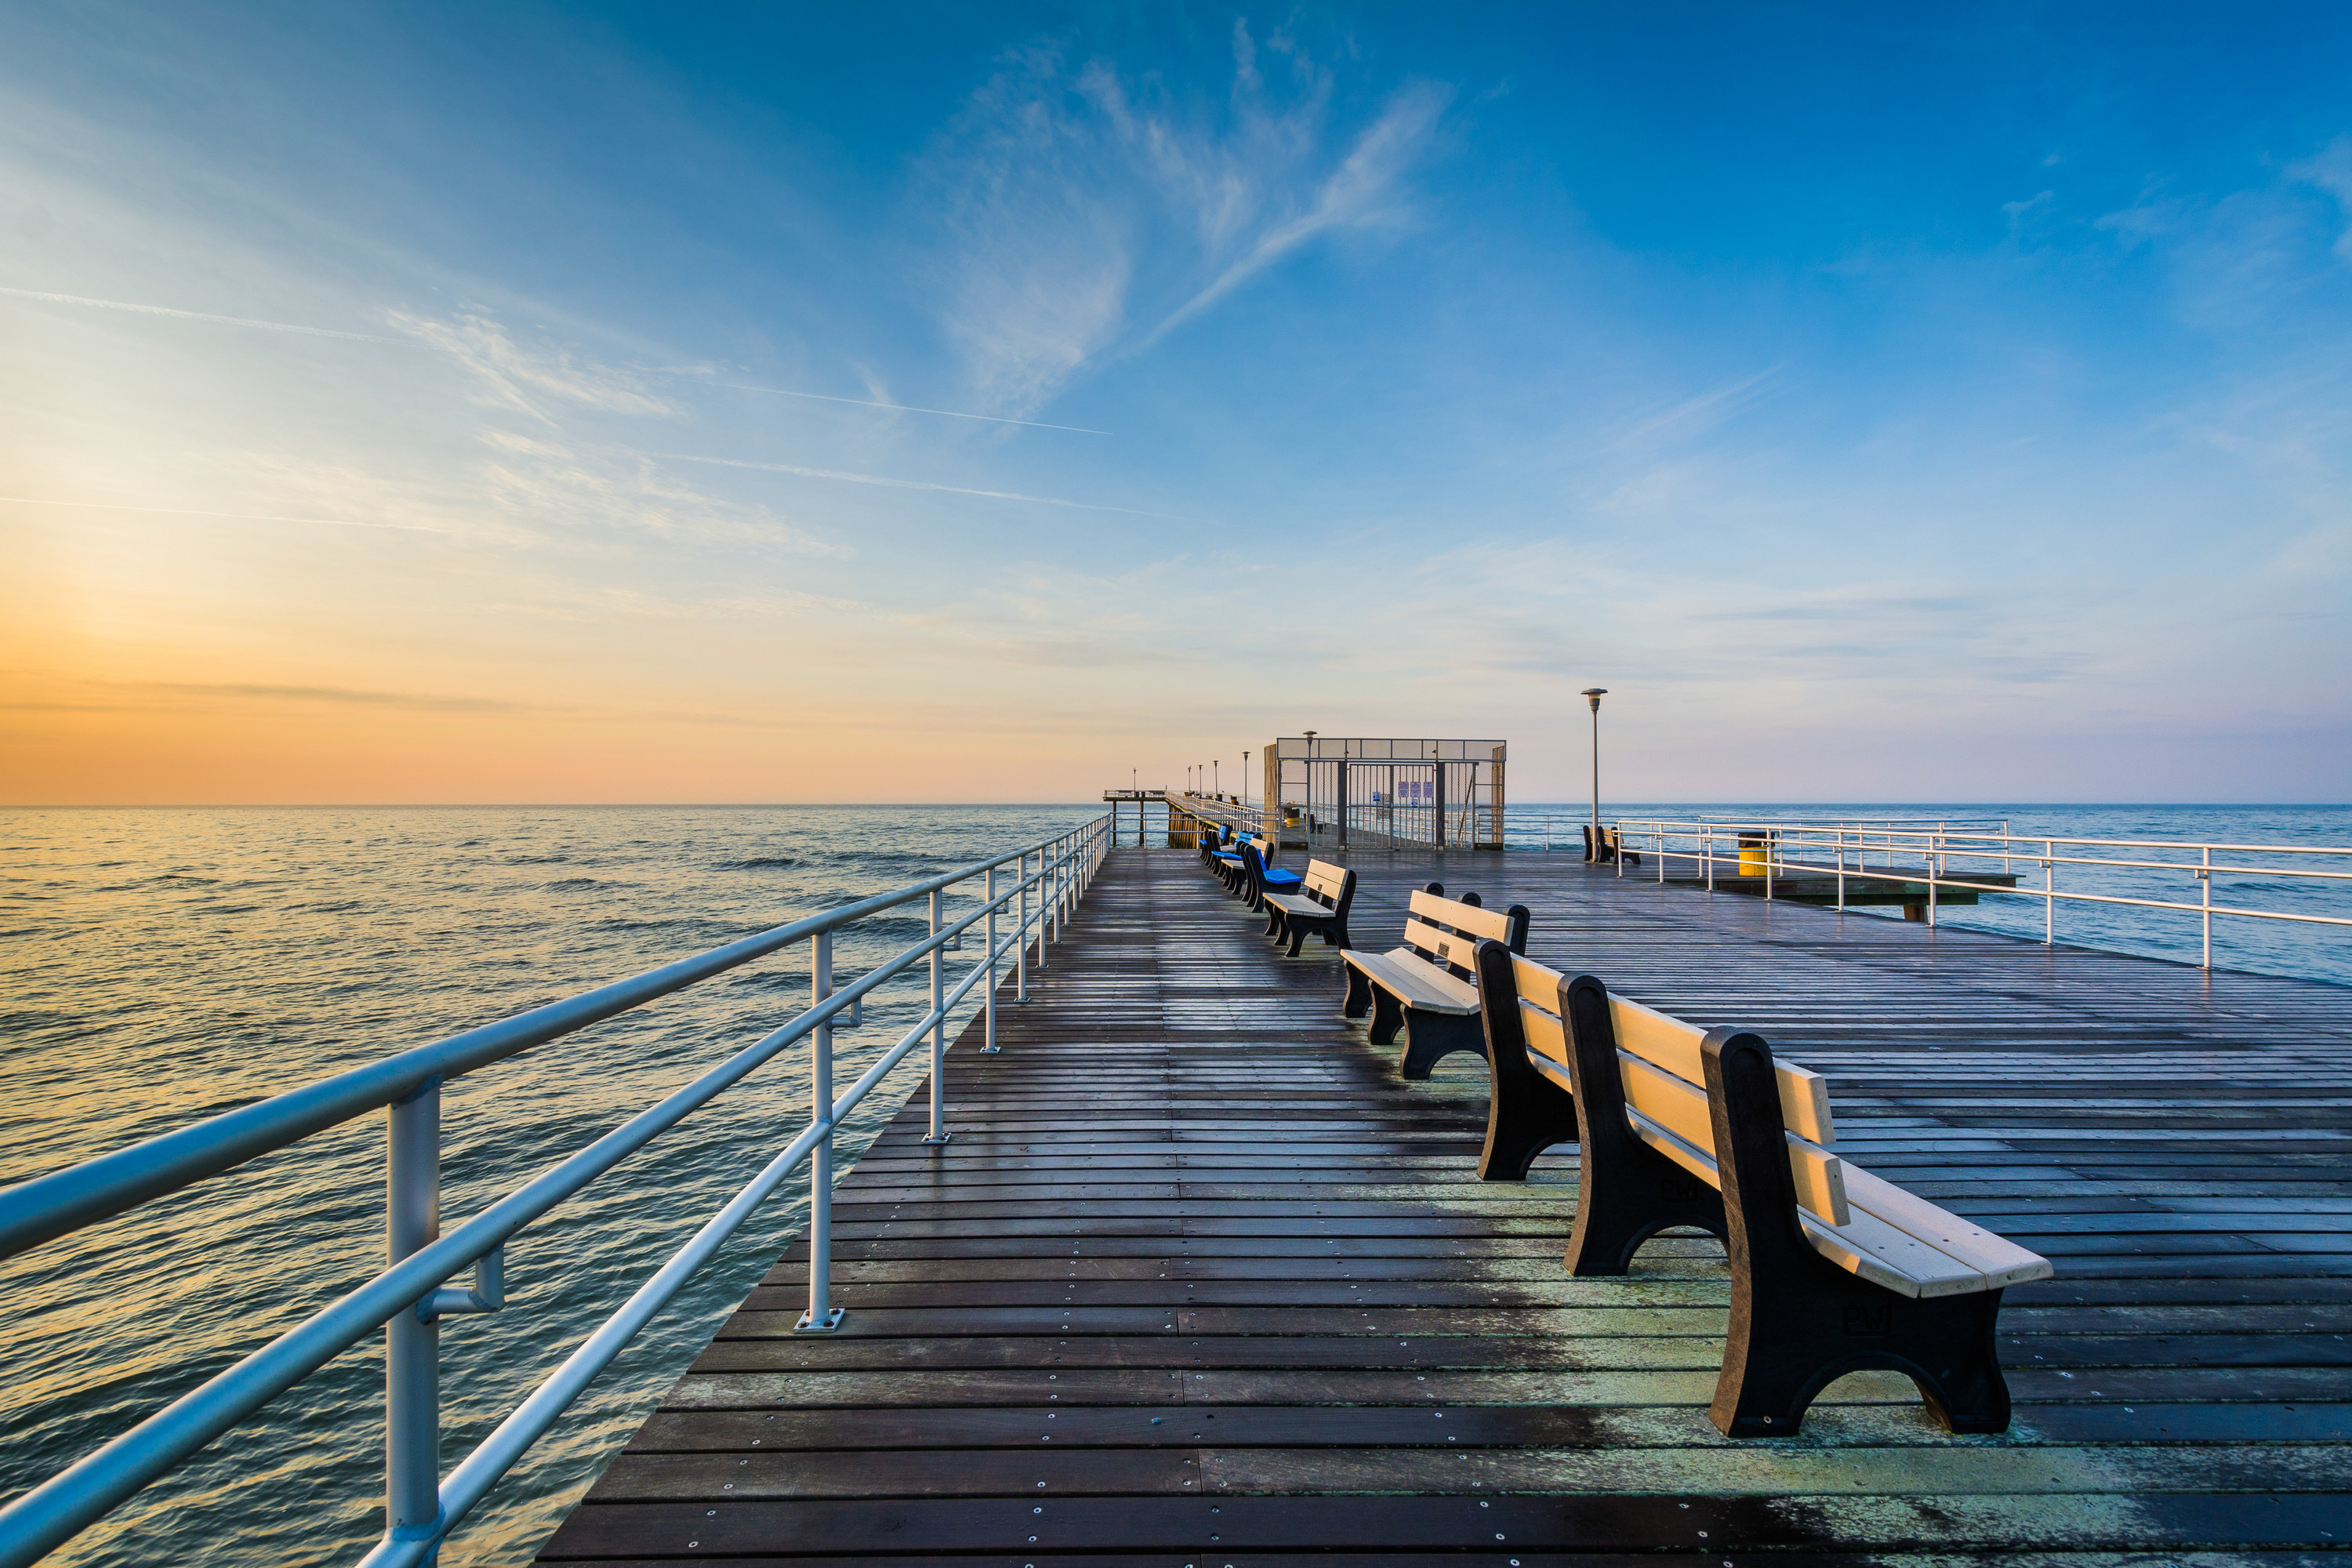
[1367,987,1406,1046]
[1471,939,1577,1181]
[1713,1269,2011,1437]
[1263,906,1284,939]
[1478,1064,1575,1181]
[1342,965,1374,1020]
[1563,1140,1727,1273]
[1285,921,1312,957]
[1558,973,1728,1271]
[1397,1010,1485,1080]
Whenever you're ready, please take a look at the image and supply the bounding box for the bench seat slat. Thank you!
[1342,949,1479,1013]
[1796,1203,1989,1299]
[1264,891,1334,917]
[1839,1165,2055,1290]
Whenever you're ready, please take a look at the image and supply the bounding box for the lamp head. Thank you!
[1581,687,1608,713]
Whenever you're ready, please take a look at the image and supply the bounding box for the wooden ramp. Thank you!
[541,847,2351,1563]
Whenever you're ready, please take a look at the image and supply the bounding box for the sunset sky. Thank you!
[5,3,2350,803]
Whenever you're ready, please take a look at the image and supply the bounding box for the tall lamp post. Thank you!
[1213,759,1219,799]
[1581,688,1608,860]
[1243,750,1251,814]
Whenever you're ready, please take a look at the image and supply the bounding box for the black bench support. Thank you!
[1472,938,1578,1179]
[1559,973,1730,1272]
[1702,1025,2013,1437]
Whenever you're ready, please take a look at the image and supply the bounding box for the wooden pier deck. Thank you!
[541,846,2352,1563]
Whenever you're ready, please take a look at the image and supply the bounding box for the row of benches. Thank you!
[1191,837,2053,1438]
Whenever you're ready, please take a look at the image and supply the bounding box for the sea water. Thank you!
[2,802,2346,1566]
[0,806,1098,1568]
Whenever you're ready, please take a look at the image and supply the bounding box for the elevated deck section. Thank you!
[543,848,2351,1561]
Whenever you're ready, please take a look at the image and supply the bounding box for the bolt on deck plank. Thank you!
[539,846,2352,1562]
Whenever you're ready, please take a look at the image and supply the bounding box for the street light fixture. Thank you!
[1581,689,1608,861]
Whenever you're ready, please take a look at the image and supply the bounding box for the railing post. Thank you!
[982,864,1000,1054]
[1927,831,1939,927]
[1037,840,1053,971]
[798,930,843,1331]
[386,1081,443,1553]
[2201,845,2213,970]
[1016,850,1029,1000]
[2045,839,2055,946]
[1837,829,1846,913]
[924,887,949,1145]
[1765,829,1774,902]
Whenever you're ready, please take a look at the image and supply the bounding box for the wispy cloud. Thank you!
[0,494,448,533]
[1610,363,1789,448]
[1137,80,1453,351]
[919,29,1452,415]
[651,452,1185,517]
[388,310,677,422]
[0,285,398,342]
[698,379,1112,435]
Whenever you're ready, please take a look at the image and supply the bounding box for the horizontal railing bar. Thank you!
[1611,818,2352,857]
[1628,845,2352,929]
[0,823,1098,1568]
[0,829,1075,1262]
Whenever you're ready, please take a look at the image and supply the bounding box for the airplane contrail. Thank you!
[652,454,1181,517]
[0,286,397,343]
[708,381,1110,436]
[0,496,446,532]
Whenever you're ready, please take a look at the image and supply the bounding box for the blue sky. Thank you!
[3,2,2349,801]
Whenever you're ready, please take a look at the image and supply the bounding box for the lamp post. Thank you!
[1243,750,1250,813]
[1213,759,1219,798]
[1581,688,1608,860]
[1303,731,1318,832]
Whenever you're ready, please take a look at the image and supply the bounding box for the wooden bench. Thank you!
[1235,840,1303,911]
[1471,940,2053,1437]
[1580,824,1642,866]
[1341,887,1529,1078]
[1261,858,1356,956]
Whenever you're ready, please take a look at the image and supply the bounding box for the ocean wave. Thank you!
[714,855,799,869]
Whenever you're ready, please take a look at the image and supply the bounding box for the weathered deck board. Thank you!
[540,847,2351,1561]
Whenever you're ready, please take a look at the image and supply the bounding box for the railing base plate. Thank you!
[793,1308,844,1334]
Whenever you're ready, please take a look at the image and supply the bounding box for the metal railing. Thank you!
[1508,811,2010,852]
[1604,817,2352,969]
[0,815,1112,1568]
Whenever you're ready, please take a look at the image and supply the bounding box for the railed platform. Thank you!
[540,846,2351,1563]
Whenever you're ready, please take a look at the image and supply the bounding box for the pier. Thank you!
[542,845,2352,1560]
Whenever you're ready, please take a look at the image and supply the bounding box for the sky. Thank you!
[3,2,2350,804]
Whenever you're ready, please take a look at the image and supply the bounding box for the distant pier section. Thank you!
[1109,735,1508,852]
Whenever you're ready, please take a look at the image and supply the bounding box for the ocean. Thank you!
[2,801,2346,1566]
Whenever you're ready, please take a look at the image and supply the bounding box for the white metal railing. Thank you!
[1602,817,2352,970]
[0,815,1112,1568]
[1508,811,2010,853]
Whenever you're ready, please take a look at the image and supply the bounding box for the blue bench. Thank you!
[1207,831,1301,902]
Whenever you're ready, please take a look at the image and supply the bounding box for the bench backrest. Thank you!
[1301,858,1355,913]
[1403,888,1528,981]
[1501,951,1849,1226]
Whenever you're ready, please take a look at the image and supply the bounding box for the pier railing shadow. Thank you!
[0,815,1112,1568]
